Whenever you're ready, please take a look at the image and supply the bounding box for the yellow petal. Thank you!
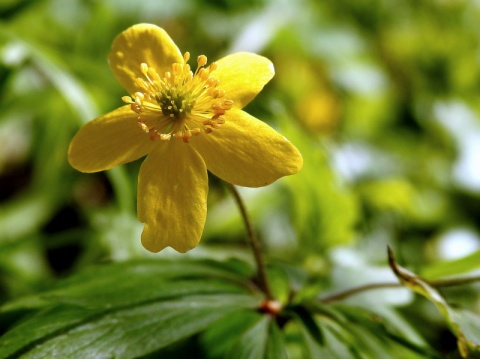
[138,142,208,253]
[193,109,303,187]
[215,52,275,109]
[108,23,183,95]
[68,105,155,173]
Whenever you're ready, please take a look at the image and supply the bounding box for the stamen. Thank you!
[125,52,233,142]
[197,55,207,68]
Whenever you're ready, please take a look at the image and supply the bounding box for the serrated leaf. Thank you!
[388,247,480,357]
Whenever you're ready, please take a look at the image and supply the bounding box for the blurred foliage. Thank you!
[1,0,480,357]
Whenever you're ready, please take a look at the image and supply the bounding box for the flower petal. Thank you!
[108,23,183,95]
[138,142,208,253]
[193,109,303,187]
[214,52,275,109]
[68,105,155,173]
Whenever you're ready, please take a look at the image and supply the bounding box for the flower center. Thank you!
[122,52,233,143]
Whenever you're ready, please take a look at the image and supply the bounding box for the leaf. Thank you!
[388,247,480,357]
[265,321,289,359]
[291,305,323,346]
[228,315,270,359]
[0,295,256,359]
[334,305,441,359]
[201,310,262,358]
[0,259,262,359]
[202,309,289,359]
[421,250,480,279]
[1,259,254,313]
[294,313,357,359]
[293,303,440,359]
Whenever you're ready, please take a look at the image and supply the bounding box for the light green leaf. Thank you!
[421,250,480,280]
[388,248,480,358]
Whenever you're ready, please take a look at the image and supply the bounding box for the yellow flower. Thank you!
[68,24,303,253]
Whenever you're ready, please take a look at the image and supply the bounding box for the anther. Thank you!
[213,89,225,99]
[150,131,160,141]
[182,130,192,143]
[126,55,232,142]
[197,55,207,67]
[207,78,219,87]
[131,104,142,114]
[138,122,149,132]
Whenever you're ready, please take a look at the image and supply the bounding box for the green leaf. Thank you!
[295,313,357,359]
[201,310,262,358]
[291,305,323,346]
[293,303,440,359]
[228,315,270,359]
[335,305,441,359]
[1,259,255,313]
[265,321,288,359]
[202,311,289,359]
[0,259,262,359]
[421,250,480,279]
[0,295,256,359]
[388,247,480,357]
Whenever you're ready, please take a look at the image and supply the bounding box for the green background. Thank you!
[1,0,480,357]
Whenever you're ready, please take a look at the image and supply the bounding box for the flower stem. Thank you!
[227,183,274,300]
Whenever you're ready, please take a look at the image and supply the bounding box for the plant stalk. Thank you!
[227,183,274,300]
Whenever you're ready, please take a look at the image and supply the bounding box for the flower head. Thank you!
[68,24,303,253]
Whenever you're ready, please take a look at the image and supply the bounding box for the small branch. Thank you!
[227,183,274,300]
[319,275,480,304]
[319,282,401,303]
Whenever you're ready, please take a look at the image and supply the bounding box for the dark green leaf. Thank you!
[0,259,261,359]
[1,259,255,313]
[0,295,258,359]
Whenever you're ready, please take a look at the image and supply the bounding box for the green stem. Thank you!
[319,275,480,304]
[227,183,274,300]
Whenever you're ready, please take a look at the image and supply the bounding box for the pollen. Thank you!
[122,52,233,142]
